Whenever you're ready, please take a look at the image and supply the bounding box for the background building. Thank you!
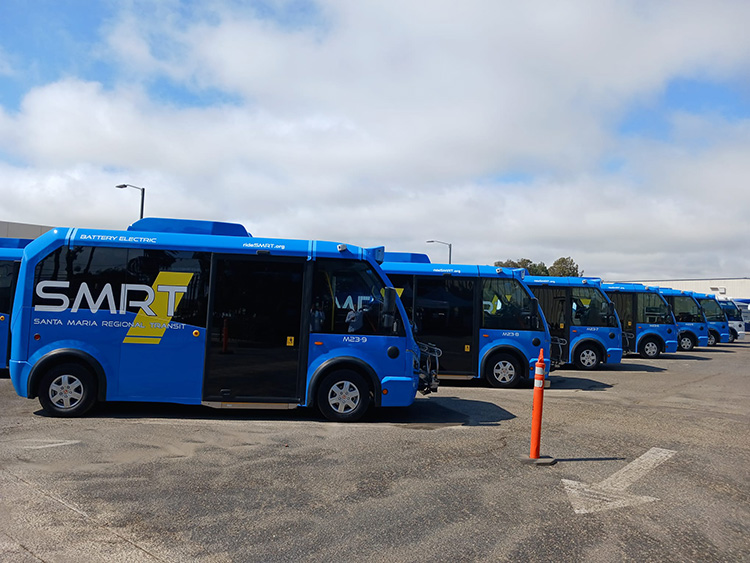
[618,277,750,328]
[0,220,53,239]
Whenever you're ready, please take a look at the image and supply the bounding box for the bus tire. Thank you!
[38,363,97,417]
[574,344,600,370]
[316,370,370,422]
[484,353,522,388]
[707,331,717,346]
[679,333,696,351]
[728,329,737,343]
[639,337,661,359]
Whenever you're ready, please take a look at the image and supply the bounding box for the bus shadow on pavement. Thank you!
[36,401,325,423]
[609,362,668,372]
[546,376,613,391]
[372,396,514,427]
[668,353,713,361]
[34,396,513,427]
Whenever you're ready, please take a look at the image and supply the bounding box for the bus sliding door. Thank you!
[205,256,306,403]
[415,276,476,376]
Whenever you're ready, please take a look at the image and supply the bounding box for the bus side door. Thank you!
[415,276,476,375]
[204,255,306,402]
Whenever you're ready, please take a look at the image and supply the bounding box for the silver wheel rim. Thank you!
[644,342,658,357]
[680,336,693,351]
[493,360,516,383]
[327,381,361,414]
[49,374,84,410]
[708,334,716,346]
[579,349,597,368]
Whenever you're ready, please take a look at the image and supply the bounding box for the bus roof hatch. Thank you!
[127,217,250,237]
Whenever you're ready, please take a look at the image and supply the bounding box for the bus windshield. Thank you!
[570,286,618,328]
[482,277,537,330]
[699,299,725,322]
[719,301,742,322]
[672,295,703,323]
[637,293,672,324]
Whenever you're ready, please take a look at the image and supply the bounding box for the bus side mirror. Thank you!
[382,287,397,330]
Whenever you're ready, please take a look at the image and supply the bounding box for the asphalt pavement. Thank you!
[1,342,748,562]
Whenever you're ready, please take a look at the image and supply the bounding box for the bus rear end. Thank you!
[1,239,31,369]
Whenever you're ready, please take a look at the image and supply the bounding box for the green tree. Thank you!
[494,258,549,276]
[548,256,582,277]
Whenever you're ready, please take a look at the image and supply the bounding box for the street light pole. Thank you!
[115,184,146,219]
[426,239,452,264]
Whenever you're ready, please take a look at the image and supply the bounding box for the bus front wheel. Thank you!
[484,353,522,388]
[574,344,600,370]
[38,363,97,417]
[707,332,717,346]
[679,333,696,351]
[639,337,661,359]
[316,370,371,422]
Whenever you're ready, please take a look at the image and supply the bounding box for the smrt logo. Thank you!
[35,281,188,316]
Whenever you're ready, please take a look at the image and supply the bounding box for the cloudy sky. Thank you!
[1,0,749,280]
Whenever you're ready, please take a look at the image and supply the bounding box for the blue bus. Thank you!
[9,218,438,421]
[1,239,33,369]
[658,288,709,351]
[693,292,730,345]
[525,276,622,370]
[602,283,679,358]
[382,253,550,388]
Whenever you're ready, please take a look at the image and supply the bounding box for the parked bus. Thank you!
[734,299,750,332]
[602,283,679,358]
[381,253,550,388]
[1,239,33,369]
[525,276,622,370]
[658,288,709,351]
[9,218,438,421]
[716,298,745,342]
[693,293,730,345]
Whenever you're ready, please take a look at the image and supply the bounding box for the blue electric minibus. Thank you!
[602,283,679,358]
[382,253,550,388]
[525,276,622,370]
[693,292,730,345]
[658,288,709,351]
[717,298,745,342]
[10,218,438,421]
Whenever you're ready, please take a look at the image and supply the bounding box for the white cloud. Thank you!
[1,0,750,281]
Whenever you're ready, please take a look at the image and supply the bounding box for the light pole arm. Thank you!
[426,239,452,264]
[116,184,146,219]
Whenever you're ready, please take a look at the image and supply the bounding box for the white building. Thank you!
[0,220,53,239]
[619,277,750,327]
[617,278,750,301]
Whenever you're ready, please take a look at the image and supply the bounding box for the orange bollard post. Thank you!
[527,349,556,465]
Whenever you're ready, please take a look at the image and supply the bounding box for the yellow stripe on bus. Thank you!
[123,271,194,344]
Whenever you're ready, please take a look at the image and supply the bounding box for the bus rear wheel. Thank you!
[574,344,600,370]
[679,333,696,351]
[485,353,522,388]
[38,363,97,417]
[639,337,661,359]
[316,370,371,422]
